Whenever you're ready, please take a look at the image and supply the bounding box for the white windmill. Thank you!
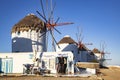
[99,41,111,67]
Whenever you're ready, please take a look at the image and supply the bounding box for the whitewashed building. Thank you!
[56,35,78,63]
[0,52,74,74]
[92,48,105,66]
[11,14,46,52]
[56,35,95,63]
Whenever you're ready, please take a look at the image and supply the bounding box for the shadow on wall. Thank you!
[0,58,3,73]
[62,44,78,52]
[12,37,44,52]
[12,37,45,52]
[61,44,78,62]
[12,37,33,52]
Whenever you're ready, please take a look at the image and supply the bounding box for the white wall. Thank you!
[0,52,74,74]
[0,52,33,73]
[56,43,78,63]
[41,51,74,74]
[94,53,102,60]
[56,43,96,63]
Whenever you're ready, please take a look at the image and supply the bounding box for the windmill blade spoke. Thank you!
[46,0,49,19]
[55,22,74,26]
[76,33,79,43]
[54,27,61,34]
[46,22,61,34]
[40,0,46,20]
[80,36,84,43]
[36,11,48,23]
[52,41,56,51]
[39,32,46,38]
[39,30,49,38]
[50,30,60,49]
[48,0,56,21]
[55,17,60,24]
[79,27,83,42]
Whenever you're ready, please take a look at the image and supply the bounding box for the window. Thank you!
[13,40,16,43]
[17,31,20,35]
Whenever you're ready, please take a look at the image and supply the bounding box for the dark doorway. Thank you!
[56,57,67,74]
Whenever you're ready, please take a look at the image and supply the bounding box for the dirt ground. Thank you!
[0,75,99,80]
[0,66,120,80]
[99,66,120,80]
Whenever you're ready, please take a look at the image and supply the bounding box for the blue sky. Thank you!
[0,0,120,65]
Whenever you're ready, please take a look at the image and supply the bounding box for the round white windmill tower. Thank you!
[56,35,78,62]
[11,14,46,52]
[56,35,77,51]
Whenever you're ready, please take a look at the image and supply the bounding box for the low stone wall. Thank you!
[76,62,99,69]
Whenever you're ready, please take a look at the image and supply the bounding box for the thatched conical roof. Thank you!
[11,14,46,33]
[78,44,89,51]
[58,35,76,44]
[92,48,100,53]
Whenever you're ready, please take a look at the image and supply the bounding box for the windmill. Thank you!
[36,0,73,51]
[99,41,111,66]
[75,27,92,51]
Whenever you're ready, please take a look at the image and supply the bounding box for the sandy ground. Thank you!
[0,66,120,80]
[99,66,120,80]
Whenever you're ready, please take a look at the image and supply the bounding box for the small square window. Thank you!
[17,31,20,35]
[29,54,33,59]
